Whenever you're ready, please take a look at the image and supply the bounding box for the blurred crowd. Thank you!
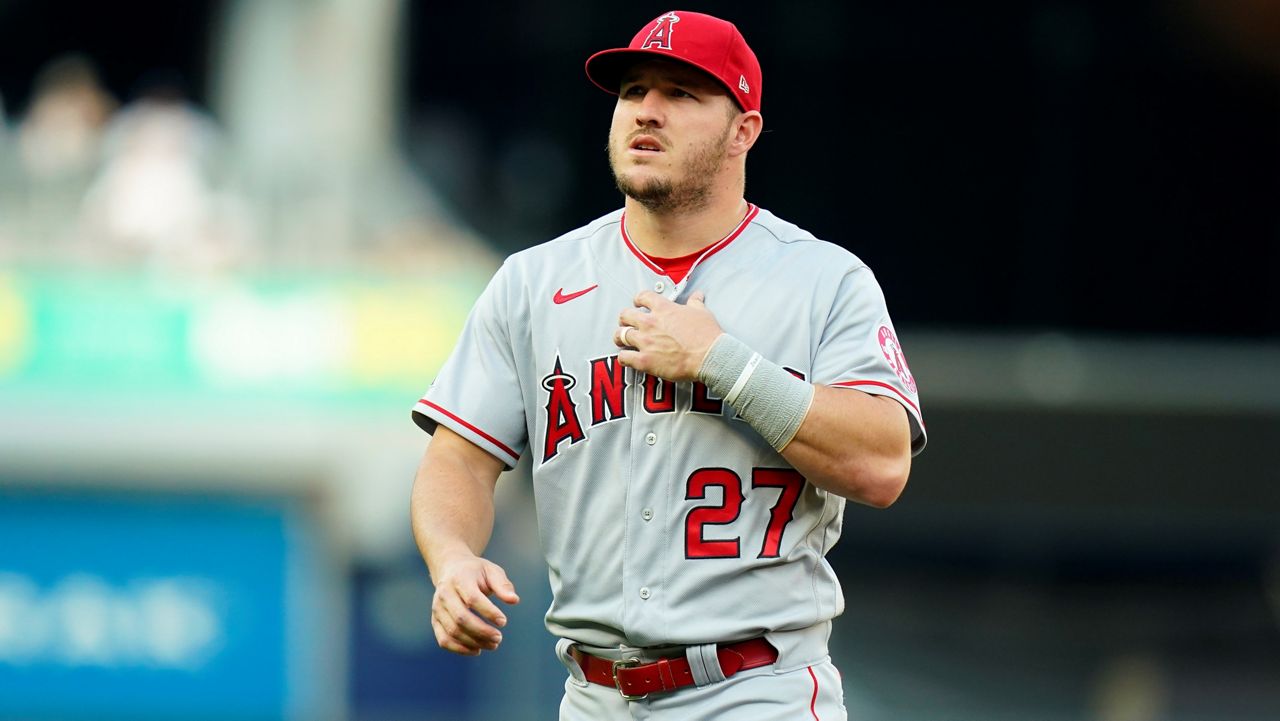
[0,54,491,275]
[0,56,250,271]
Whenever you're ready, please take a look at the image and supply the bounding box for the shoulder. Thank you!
[504,209,623,269]
[479,210,621,308]
[746,206,870,276]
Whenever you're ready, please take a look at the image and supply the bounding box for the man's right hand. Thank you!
[430,554,521,655]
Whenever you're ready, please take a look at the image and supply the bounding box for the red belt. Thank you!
[571,638,778,700]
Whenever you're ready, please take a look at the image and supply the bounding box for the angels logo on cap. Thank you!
[641,12,680,50]
[584,10,763,113]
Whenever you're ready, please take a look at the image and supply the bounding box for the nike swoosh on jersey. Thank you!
[553,284,599,304]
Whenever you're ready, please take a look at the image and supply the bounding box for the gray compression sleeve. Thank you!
[697,334,815,452]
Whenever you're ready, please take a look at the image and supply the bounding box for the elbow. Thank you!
[862,472,908,509]
[842,452,911,509]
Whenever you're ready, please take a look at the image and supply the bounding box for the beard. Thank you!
[608,124,732,213]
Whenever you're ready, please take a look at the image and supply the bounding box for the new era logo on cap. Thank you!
[584,10,763,113]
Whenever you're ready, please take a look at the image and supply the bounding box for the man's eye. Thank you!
[622,85,646,97]
[672,88,694,98]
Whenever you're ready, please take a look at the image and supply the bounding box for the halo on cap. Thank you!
[584,11,762,113]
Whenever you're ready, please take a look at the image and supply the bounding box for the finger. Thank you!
[433,609,487,655]
[617,348,644,370]
[687,291,706,307]
[445,609,501,651]
[443,590,503,645]
[463,588,509,629]
[435,598,497,649]
[468,577,516,628]
[444,640,482,656]
[451,606,503,648]
[614,326,631,348]
[633,290,671,310]
[482,563,521,605]
[619,307,649,328]
[432,615,482,656]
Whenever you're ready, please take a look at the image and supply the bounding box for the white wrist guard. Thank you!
[697,334,815,452]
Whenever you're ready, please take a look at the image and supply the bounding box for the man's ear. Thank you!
[728,111,764,157]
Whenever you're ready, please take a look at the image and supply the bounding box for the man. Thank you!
[410,10,926,720]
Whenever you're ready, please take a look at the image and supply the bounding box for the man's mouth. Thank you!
[629,136,664,153]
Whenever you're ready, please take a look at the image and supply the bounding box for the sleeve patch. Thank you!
[877,325,917,395]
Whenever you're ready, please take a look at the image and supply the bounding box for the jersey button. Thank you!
[645,432,657,445]
[642,508,653,521]
[654,281,665,293]
[639,587,651,600]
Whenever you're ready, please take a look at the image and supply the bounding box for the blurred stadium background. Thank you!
[0,1,1277,720]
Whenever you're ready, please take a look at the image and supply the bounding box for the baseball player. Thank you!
[410,10,926,720]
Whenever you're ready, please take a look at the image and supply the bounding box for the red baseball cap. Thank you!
[585,11,762,113]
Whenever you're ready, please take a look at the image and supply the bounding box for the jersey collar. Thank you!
[620,203,759,278]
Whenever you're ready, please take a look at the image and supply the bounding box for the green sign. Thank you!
[0,268,490,409]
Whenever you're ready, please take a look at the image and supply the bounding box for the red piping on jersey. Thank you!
[831,379,922,419]
[807,666,821,720]
[620,203,759,278]
[417,400,519,461]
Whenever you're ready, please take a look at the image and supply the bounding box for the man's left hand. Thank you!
[615,290,723,382]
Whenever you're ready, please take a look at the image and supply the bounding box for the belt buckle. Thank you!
[611,657,647,700]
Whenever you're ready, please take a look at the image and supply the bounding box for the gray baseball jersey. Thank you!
[413,203,925,657]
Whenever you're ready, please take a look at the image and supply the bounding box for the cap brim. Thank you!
[584,48,740,107]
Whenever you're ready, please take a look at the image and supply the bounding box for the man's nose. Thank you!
[634,89,665,126]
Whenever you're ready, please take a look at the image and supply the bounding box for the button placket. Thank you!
[627,371,667,629]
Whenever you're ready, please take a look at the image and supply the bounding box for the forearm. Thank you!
[779,385,911,506]
[410,432,503,582]
[410,426,519,656]
[699,333,912,506]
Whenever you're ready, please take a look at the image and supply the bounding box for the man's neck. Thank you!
[623,193,750,259]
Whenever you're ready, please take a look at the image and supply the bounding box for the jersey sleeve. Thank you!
[811,265,926,455]
[411,261,527,469]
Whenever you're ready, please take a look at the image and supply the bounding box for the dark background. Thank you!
[4,0,1277,338]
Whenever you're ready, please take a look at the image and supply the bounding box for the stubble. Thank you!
[608,121,733,214]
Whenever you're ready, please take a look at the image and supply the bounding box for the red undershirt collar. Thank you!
[620,203,759,284]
